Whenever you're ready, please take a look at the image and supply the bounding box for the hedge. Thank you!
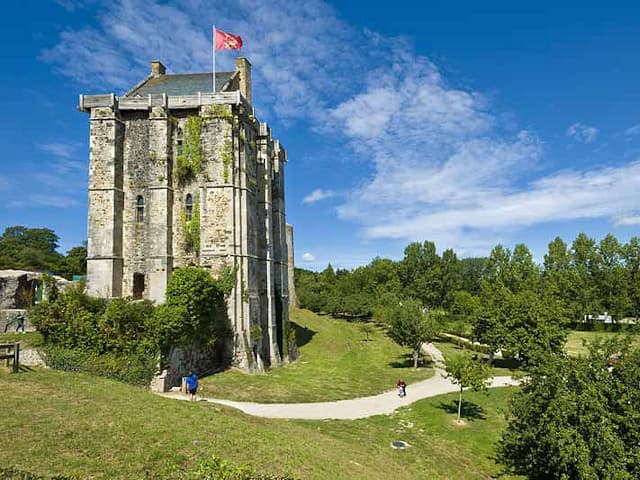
[42,346,158,386]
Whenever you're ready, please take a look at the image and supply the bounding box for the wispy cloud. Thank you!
[37,142,80,159]
[614,215,640,226]
[303,188,337,205]
[7,194,81,209]
[566,122,599,143]
[301,252,316,262]
[623,124,640,138]
[41,0,640,256]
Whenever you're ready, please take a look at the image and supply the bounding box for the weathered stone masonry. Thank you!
[80,58,289,371]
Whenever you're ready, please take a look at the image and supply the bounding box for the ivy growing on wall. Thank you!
[175,115,203,184]
[221,139,233,183]
[181,199,200,254]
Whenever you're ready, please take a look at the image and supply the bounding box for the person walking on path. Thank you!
[396,379,407,397]
[186,373,199,401]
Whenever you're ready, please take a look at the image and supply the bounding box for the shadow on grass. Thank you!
[438,399,486,421]
[389,353,434,369]
[492,357,521,370]
[291,321,316,348]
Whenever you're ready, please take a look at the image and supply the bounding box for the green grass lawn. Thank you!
[199,309,434,403]
[0,331,43,348]
[565,330,639,357]
[0,367,520,479]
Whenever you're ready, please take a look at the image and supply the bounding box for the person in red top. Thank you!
[396,380,407,397]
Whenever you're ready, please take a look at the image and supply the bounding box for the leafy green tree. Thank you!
[623,237,640,319]
[398,241,442,308]
[151,267,229,349]
[499,339,640,479]
[597,234,629,320]
[56,245,87,279]
[458,257,488,294]
[379,298,440,368]
[570,232,601,319]
[444,352,492,422]
[0,226,64,272]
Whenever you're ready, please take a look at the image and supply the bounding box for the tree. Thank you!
[379,298,440,368]
[444,352,492,423]
[0,226,64,272]
[499,339,640,479]
[398,241,442,308]
[623,237,640,319]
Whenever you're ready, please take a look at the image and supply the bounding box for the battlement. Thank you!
[78,91,244,112]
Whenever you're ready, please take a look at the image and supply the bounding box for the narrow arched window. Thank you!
[136,195,144,223]
[185,194,193,221]
[176,127,184,156]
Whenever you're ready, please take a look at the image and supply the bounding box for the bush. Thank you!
[439,334,492,355]
[43,346,158,386]
[0,466,75,479]
[184,455,296,480]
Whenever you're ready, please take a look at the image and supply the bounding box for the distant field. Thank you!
[0,367,520,479]
[200,308,434,403]
[565,330,639,357]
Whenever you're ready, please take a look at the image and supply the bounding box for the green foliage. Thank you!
[444,352,493,422]
[221,139,233,182]
[153,267,230,349]
[175,115,203,183]
[499,339,640,479]
[204,104,234,123]
[180,198,200,254]
[379,298,441,368]
[30,283,159,385]
[183,454,296,479]
[0,466,75,480]
[42,345,157,386]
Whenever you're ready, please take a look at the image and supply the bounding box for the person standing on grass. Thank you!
[186,372,198,401]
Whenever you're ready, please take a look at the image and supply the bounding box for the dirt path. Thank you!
[158,343,519,420]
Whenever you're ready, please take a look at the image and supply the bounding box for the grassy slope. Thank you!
[0,368,518,479]
[433,341,521,377]
[200,309,434,402]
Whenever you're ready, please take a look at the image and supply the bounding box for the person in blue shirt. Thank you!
[185,373,198,401]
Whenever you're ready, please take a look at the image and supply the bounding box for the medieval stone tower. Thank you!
[79,58,289,370]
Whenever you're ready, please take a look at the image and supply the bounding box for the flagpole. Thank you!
[212,25,216,93]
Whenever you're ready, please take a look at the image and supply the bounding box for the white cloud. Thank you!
[302,252,316,262]
[41,0,640,256]
[7,194,81,209]
[566,122,599,143]
[37,142,80,159]
[303,188,337,204]
[624,124,640,137]
[614,215,640,226]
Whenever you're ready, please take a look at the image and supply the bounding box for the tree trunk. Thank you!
[413,350,419,369]
[457,386,463,422]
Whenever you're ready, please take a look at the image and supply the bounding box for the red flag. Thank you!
[215,29,243,50]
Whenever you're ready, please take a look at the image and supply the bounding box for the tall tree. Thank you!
[623,237,640,319]
[399,241,442,307]
[500,339,640,479]
[379,298,439,369]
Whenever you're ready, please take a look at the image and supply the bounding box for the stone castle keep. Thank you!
[79,58,289,370]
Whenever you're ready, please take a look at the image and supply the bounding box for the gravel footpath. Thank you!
[157,343,519,420]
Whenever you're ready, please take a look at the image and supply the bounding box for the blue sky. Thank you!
[1,0,640,270]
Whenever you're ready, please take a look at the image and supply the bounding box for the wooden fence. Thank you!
[0,342,20,373]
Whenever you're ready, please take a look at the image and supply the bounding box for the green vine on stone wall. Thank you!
[180,199,200,254]
[221,139,233,183]
[204,104,234,123]
[175,115,203,184]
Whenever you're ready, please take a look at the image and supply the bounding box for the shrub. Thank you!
[0,466,75,479]
[43,346,158,386]
[184,455,296,480]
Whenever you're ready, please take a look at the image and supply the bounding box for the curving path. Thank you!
[157,343,519,420]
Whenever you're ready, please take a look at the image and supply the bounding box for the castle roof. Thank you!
[125,71,235,97]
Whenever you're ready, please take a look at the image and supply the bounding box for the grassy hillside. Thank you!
[199,309,434,402]
[565,330,639,356]
[0,368,518,479]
